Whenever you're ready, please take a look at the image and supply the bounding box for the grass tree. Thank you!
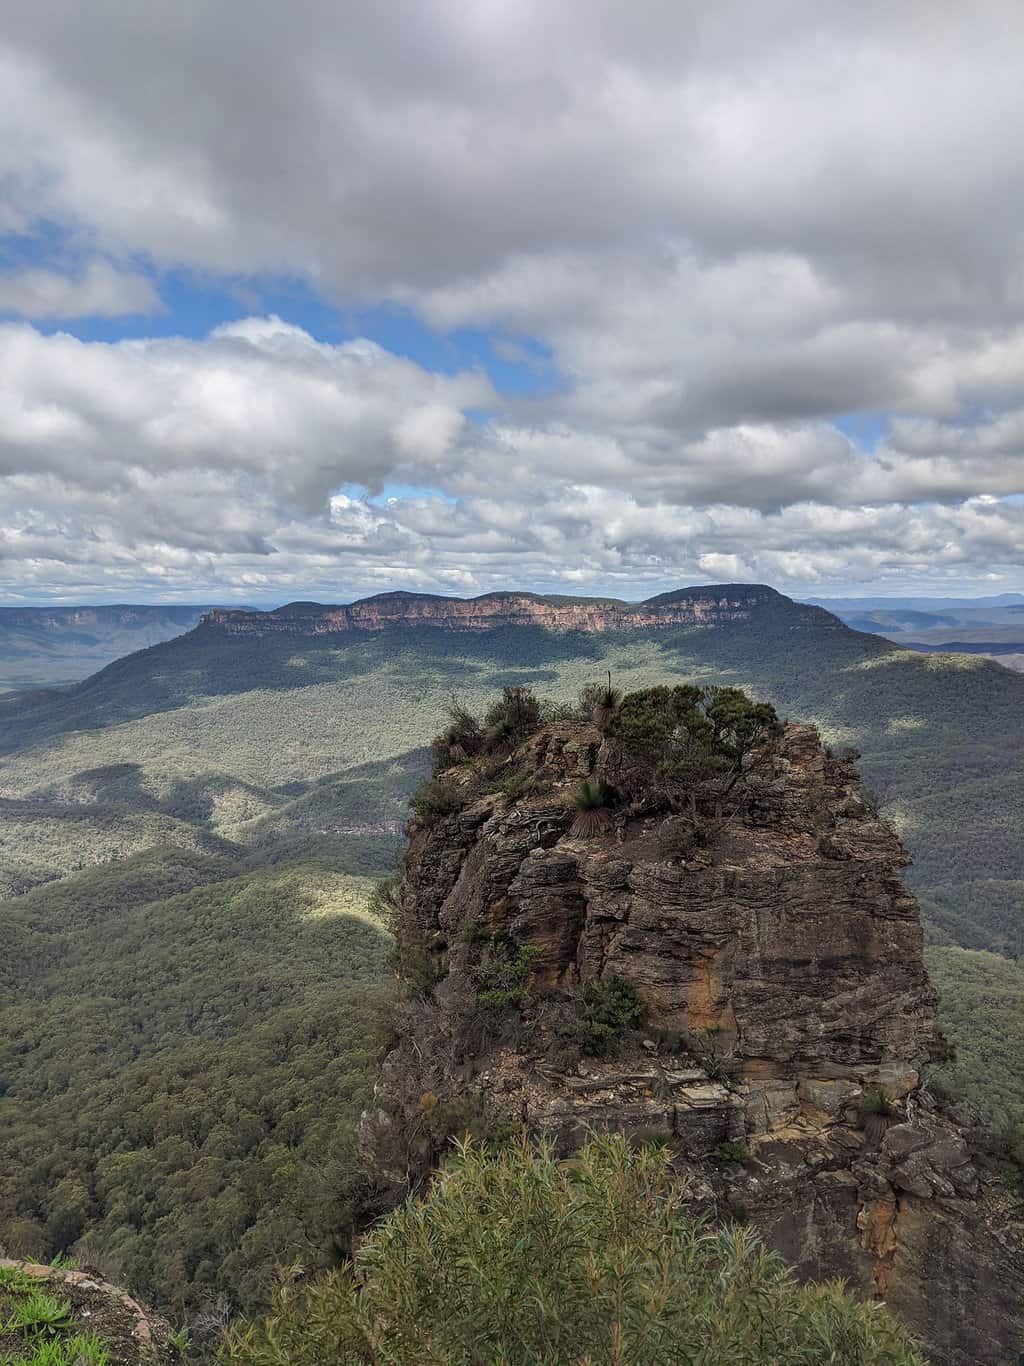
[568,779,613,837]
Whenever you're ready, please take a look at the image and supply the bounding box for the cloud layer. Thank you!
[2,2,1023,600]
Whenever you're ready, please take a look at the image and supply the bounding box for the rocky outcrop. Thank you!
[363,718,1024,1366]
[201,584,843,636]
[0,1258,178,1363]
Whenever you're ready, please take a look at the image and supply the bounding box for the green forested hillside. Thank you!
[925,947,1024,1127]
[0,846,391,1316]
[1,596,1021,1324]
[1,613,1021,951]
[0,851,388,1066]
[0,981,390,1319]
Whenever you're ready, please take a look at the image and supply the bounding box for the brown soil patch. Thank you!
[0,1259,179,1364]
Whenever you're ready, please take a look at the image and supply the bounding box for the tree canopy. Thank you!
[611,683,782,795]
[221,1135,924,1366]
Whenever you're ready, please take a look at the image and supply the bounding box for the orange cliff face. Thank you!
[199,585,844,636]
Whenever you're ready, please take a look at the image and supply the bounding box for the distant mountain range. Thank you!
[0,604,213,692]
[806,594,1024,671]
[809,593,1024,610]
[8,588,1022,691]
[201,583,839,636]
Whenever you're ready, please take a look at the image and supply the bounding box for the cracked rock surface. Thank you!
[363,720,1023,1366]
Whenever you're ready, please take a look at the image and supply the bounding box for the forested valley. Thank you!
[1,598,1021,1332]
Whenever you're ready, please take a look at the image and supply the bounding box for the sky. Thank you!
[2,2,1024,606]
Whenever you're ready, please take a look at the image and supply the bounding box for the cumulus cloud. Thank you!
[1,2,1024,599]
[0,319,491,515]
[0,259,161,319]
[2,314,1024,601]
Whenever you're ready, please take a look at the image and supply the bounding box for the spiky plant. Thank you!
[485,715,518,751]
[590,671,622,728]
[861,1086,901,1146]
[6,1288,72,1334]
[569,780,613,838]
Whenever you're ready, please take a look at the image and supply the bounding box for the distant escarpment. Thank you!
[362,688,1023,1366]
[0,604,205,631]
[201,584,844,636]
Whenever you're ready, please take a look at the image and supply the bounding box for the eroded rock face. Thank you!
[201,583,841,636]
[363,720,1023,1366]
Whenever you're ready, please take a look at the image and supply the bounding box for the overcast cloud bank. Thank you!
[1,1,1023,601]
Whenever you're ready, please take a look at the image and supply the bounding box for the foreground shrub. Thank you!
[611,684,782,804]
[483,686,542,751]
[408,777,463,826]
[366,872,401,934]
[388,934,444,999]
[220,1135,925,1366]
[472,942,540,1008]
[429,689,543,775]
[568,779,613,837]
[571,974,645,1055]
[497,768,537,804]
[537,975,646,1068]
[431,700,485,771]
[415,1090,522,1154]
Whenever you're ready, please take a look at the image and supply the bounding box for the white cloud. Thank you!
[0,320,492,516]
[1,3,1024,598]
[0,259,161,319]
[2,316,1024,600]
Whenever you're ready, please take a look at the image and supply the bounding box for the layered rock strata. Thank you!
[363,720,1023,1366]
[201,584,841,636]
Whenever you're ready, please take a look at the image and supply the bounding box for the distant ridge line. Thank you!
[199,584,845,637]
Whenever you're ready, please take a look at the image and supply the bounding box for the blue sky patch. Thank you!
[1,247,564,402]
[832,413,888,452]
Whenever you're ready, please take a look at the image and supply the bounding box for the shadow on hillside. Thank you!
[55,747,432,851]
[69,762,161,810]
[0,626,610,754]
[239,746,431,847]
[53,764,281,829]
